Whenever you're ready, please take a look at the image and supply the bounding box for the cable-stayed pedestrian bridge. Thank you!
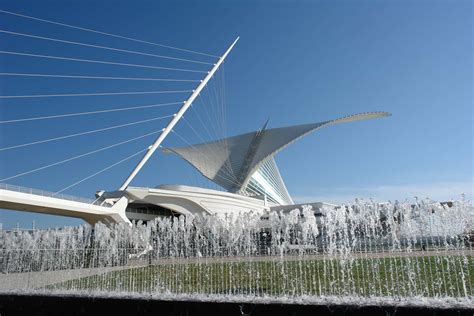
[0,9,390,225]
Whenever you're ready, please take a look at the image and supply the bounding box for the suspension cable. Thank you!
[0,90,192,99]
[0,50,208,73]
[0,101,183,124]
[0,72,201,82]
[0,29,214,65]
[0,9,219,58]
[0,114,174,151]
[189,102,218,143]
[55,147,148,194]
[0,129,163,182]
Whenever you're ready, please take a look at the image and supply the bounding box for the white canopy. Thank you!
[163,112,390,204]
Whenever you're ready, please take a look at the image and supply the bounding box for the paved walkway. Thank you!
[0,263,147,291]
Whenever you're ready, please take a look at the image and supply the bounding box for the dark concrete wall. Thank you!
[0,294,472,316]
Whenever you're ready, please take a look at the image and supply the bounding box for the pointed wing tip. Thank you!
[328,111,391,125]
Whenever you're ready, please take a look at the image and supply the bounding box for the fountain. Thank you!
[0,197,472,314]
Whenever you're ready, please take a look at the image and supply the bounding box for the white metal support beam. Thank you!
[118,37,239,191]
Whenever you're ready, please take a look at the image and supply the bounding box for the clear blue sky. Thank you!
[0,0,472,229]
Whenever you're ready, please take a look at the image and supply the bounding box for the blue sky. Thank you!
[0,0,472,229]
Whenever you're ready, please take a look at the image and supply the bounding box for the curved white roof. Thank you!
[163,112,390,204]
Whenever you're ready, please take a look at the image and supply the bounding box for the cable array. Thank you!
[0,129,164,182]
[0,29,214,65]
[55,148,149,195]
[0,9,218,58]
[0,8,236,196]
[0,101,182,124]
[0,90,192,99]
[0,51,209,73]
[167,64,262,193]
[0,114,174,151]
[0,72,201,82]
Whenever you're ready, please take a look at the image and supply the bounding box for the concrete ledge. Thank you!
[0,293,472,316]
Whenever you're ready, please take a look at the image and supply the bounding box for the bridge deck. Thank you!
[0,183,129,225]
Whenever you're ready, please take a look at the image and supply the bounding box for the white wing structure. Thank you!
[163,112,391,205]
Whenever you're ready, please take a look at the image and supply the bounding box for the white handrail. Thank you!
[0,183,109,206]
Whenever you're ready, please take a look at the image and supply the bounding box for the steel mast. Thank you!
[118,37,239,191]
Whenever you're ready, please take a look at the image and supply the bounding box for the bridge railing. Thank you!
[0,183,110,207]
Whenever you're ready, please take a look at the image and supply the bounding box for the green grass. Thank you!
[52,255,474,298]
